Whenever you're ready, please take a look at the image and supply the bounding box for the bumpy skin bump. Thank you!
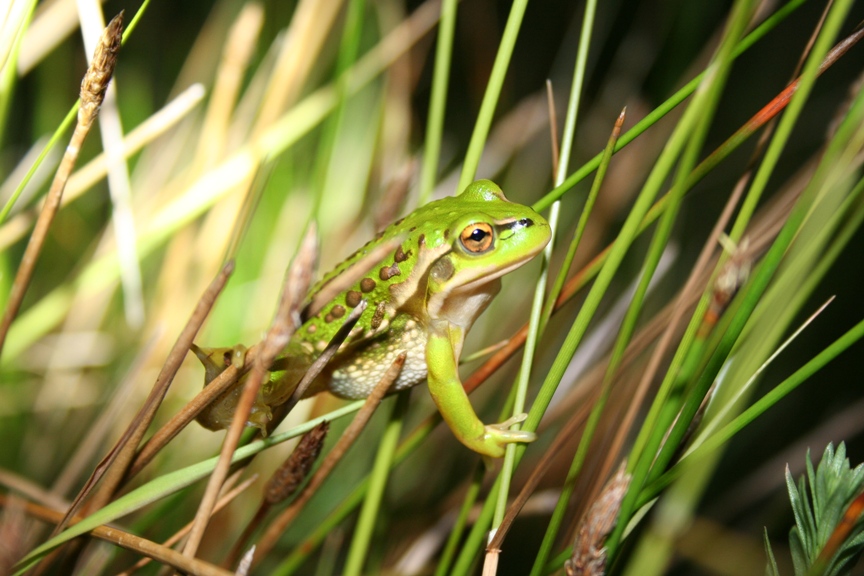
[194,180,550,457]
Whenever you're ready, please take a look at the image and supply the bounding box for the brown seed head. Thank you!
[265,421,329,504]
[565,466,631,576]
[79,12,124,125]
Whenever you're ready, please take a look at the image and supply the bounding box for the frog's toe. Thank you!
[488,412,529,431]
[485,426,537,445]
[248,406,274,435]
[483,413,537,448]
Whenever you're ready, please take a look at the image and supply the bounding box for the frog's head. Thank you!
[425,180,550,324]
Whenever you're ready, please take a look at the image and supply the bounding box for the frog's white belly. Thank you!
[327,317,429,399]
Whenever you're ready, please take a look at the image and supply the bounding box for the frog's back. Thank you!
[265,180,547,404]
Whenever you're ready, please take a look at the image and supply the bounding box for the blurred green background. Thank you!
[3,0,864,574]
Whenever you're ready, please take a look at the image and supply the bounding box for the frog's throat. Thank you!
[426,278,502,331]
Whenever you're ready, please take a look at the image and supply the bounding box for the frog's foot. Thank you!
[192,344,253,431]
[476,413,537,458]
[191,344,248,385]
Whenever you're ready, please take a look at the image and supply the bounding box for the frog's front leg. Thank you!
[425,321,536,458]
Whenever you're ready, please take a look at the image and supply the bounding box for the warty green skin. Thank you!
[195,180,550,457]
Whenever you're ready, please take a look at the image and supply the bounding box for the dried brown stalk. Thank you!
[114,471,257,576]
[260,225,318,364]
[0,470,68,512]
[194,2,264,171]
[482,549,499,576]
[282,300,368,414]
[128,228,305,478]
[182,369,263,558]
[50,333,158,498]
[47,261,234,540]
[182,226,317,559]
[0,12,123,358]
[1,495,233,576]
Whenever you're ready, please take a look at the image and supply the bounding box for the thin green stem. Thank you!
[535,0,748,565]
[273,415,439,575]
[343,391,410,576]
[531,0,808,213]
[0,107,77,224]
[457,0,530,191]
[121,0,150,43]
[695,175,864,450]
[649,0,853,487]
[492,253,546,526]
[434,464,484,576]
[451,4,812,556]
[456,64,695,576]
[312,0,366,219]
[540,110,622,331]
[491,0,597,544]
[553,0,595,185]
[608,0,854,554]
[451,478,501,575]
[0,0,153,225]
[418,0,457,204]
[529,117,635,576]
[0,0,37,143]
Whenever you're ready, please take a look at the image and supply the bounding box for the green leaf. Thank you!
[765,527,781,576]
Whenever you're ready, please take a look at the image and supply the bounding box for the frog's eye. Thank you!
[459,223,494,253]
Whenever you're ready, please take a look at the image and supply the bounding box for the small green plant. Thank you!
[766,443,864,576]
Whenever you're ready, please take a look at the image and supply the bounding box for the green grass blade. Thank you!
[492,0,599,542]
[311,0,367,220]
[0,0,37,143]
[418,0,457,204]
[457,0,530,191]
[272,414,440,575]
[342,392,409,576]
[645,316,864,500]
[434,463,484,576]
[531,0,808,213]
[609,0,856,555]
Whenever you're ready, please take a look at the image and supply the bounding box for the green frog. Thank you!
[194,180,550,457]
